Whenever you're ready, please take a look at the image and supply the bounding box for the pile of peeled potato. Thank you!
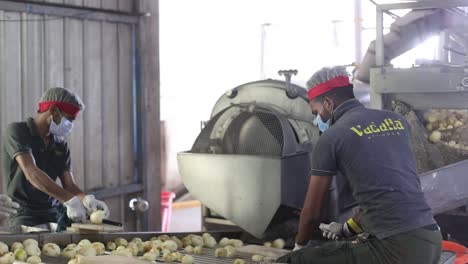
[0,239,42,264]
[0,234,285,264]
[424,109,468,150]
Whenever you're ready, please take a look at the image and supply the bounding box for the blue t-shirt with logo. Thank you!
[311,99,436,239]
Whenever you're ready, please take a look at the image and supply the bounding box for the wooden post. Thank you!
[137,0,161,231]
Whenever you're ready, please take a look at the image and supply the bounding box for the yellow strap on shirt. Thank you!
[346,218,363,234]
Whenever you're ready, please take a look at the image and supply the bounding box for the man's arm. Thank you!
[295,175,333,245]
[15,153,74,203]
[60,171,85,201]
[60,172,110,218]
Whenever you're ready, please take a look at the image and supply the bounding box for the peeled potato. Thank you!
[252,254,264,261]
[136,242,145,253]
[14,248,28,261]
[91,242,105,255]
[181,255,194,264]
[429,130,442,143]
[90,210,105,224]
[131,238,143,244]
[182,237,192,247]
[23,239,38,248]
[230,239,244,248]
[42,243,61,257]
[191,235,204,247]
[233,259,246,264]
[26,256,41,264]
[11,242,23,252]
[161,240,178,252]
[184,245,194,253]
[62,247,78,259]
[77,246,97,257]
[25,244,41,257]
[225,245,236,257]
[152,239,163,248]
[215,248,227,258]
[161,249,171,256]
[0,243,8,256]
[111,249,132,257]
[272,238,285,249]
[426,113,438,123]
[172,252,183,261]
[149,248,160,256]
[159,235,171,242]
[107,242,117,251]
[0,252,14,264]
[162,252,174,263]
[193,246,203,255]
[127,242,139,256]
[204,236,217,248]
[264,242,272,247]
[78,239,91,247]
[115,238,128,247]
[139,252,158,261]
[171,236,183,249]
[219,237,230,247]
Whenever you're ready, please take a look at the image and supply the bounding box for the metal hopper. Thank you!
[177,77,321,238]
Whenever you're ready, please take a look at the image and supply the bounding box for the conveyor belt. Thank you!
[155,248,261,264]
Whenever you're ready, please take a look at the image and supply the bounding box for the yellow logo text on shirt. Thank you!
[350,119,405,137]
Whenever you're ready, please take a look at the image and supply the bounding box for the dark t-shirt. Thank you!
[2,118,71,210]
[311,99,435,239]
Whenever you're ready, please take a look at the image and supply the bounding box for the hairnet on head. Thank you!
[38,87,85,118]
[306,66,351,101]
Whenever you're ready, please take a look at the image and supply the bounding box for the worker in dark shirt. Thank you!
[2,87,110,227]
[278,66,441,264]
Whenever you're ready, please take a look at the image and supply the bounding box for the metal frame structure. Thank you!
[0,0,138,24]
[372,0,468,109]
[371,0,468,216]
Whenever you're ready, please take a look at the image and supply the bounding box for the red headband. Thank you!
[38,101,81,119]
[308,76,351,101]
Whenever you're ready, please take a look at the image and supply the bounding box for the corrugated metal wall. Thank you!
[0,0,139,229]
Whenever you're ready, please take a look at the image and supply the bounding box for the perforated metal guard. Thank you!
[192,108,286,157]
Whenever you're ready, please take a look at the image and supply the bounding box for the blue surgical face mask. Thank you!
[314,103,332,132]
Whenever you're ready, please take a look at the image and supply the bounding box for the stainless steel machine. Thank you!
[178,73,327,240]
[356,0,468,246]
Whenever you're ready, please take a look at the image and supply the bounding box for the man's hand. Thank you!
[319,222,345,240]
[82,195,110,218]
[319,220,360,240]
[0,195,19,220]
[64,196,86,222]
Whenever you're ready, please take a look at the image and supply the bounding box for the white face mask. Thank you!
[49,114,73,137]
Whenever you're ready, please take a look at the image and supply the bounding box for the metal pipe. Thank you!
[260,23,271,80]
[379,0,468,10]
[438,31,450,63]
[370,7,385,110]
[0,0,138,24]
[354,0,362,64]
[375,7,384,67]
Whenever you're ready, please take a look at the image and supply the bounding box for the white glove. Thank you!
[82,195,110,218]
[64,196,87,223]
[0,195,19,220]
[319,222,354,240]
[293,243,305,251]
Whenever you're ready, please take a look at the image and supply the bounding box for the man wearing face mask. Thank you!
[2,87,109,227]
[277,66,441,264]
